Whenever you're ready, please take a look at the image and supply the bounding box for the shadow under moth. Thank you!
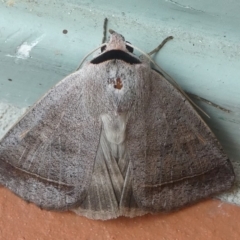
[0,20,235,220]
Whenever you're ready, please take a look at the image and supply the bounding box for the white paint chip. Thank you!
[6,35,45,59]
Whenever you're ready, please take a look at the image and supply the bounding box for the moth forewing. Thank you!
[0,29,235,220]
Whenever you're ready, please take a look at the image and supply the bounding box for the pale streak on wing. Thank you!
[25,108,66,173]
[18,146,26,164]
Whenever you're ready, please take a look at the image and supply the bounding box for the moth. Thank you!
[0,23,235,220]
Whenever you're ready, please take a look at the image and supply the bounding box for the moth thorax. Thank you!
[101,113,126,145]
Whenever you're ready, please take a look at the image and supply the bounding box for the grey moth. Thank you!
[0,27,235,220]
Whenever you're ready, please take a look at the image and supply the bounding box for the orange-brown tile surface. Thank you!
[0,187,239,240]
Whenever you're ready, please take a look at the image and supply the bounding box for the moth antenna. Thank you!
[126,42,210,118]
[102,18,108,44]
[76,43,106,70]
[152,60,210,118]
[151,59,211,118]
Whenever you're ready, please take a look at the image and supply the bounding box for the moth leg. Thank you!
[102,18,108,43]
[186,92,231,113]
[147,36,173,56]
[139,36,173,65]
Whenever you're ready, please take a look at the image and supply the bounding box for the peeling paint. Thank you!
[165,0,204,13]
[6,0,16,7]
[4,29,21,42]
[6,35,45,59]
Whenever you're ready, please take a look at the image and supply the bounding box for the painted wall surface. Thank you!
[0,0,240,239]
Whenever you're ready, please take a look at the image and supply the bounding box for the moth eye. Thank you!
[101,45,107,52]
[126,41,133,53]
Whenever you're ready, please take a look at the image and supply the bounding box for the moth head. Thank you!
[89,30,140,65]
[101,29,134,54]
